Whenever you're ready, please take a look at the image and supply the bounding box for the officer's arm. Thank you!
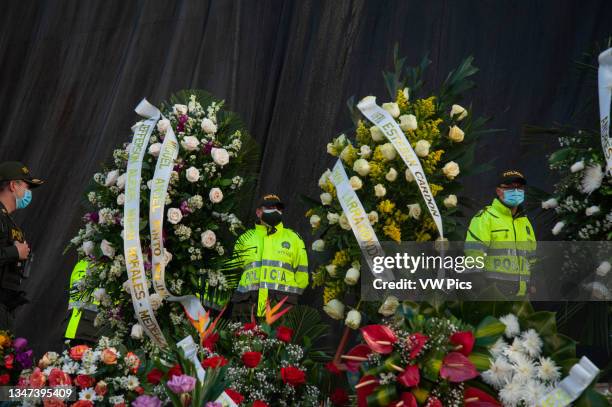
[0,220,19,265]
[465,212,490,266]
[294,237,309,291]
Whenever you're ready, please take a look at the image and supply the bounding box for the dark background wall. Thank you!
[0,0,610,353]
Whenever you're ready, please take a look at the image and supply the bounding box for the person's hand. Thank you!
[15,241,30,260]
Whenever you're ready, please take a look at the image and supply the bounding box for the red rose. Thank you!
[202,355,228,369]
[71,401,94,407]
[69,345,90,361]
[242,352,262,368]
[280,366,306,386]
[135,386,144,395]
[253,401,269,407]
[325,362,343,376]
[276,326,294,343]
[94,381,107,396]
[74,374,95,388]
[0,374,9,385]
[146,368,164,385]
[330,388,349,406]
[202,332,220,351]
[166,364,183,379]
[48,368,71,386]
[4,354,14,369]
[225,388,244,404]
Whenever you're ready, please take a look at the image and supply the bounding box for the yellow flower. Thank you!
[413,97,436,120]
[372,146,385,162]
[377,200,396,214]
[356,120,370,144]
[429,183,444,197]
[331,250,351,267]
[415,118,443,144]
[368,161,385,181]
[312,266,326,287]
[305,209,314,218]
[0,333,10,349]
[423,149,445,175]
[393,209,409,223]
[383,222,402,242]
[323,281,343,303]
[415,230,432,242]
[396,89,409,111]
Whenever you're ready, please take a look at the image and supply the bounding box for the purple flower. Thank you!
[16,349,33,369]
[166,374,196,394]
[179,201,193,215]
[83,212,99,223]
[177,114,189,132]
[144,261,152,271]
[205,403,222,407]
[132,395,162,407]
[13,337,27,351]
[203,141,214,154]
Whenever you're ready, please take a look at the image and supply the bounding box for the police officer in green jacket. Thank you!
[465,170,537,298]
[230,194,309,318]
[63,260,99,345]
[0,162,43,331]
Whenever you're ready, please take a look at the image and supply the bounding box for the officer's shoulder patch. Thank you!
[281,241,291,249]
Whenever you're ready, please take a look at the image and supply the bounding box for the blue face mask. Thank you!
[16,188,32,209]
[502,189,524,207]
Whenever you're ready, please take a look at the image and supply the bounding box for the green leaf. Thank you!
[574,387,611,407]
[523,311,557,337]
[468,351,492,371]
[474,316,505,346]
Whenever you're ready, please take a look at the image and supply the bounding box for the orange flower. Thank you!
[69,345,90,361]
[0,333,10,349]
[100,348,118,365]
[125,352,140,373]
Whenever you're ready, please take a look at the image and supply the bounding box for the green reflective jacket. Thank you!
[65,260,99,339]
[465,198,537,295]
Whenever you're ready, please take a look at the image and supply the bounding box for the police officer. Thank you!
[0,161,43,330]
[465,170,537,298]
[230,194,309,318]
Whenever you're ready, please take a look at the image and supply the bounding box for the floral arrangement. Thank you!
[18,337,149,406]
[0,330,33,386]
[305,50,494,325]
[67,89,259,346]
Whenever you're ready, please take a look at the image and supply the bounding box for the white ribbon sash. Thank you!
[357,97,444,238]
[124,99,167,347]
[330,160,393,280]
[149,120,210,337]
[539,356,599,407]
[598,47,612,175]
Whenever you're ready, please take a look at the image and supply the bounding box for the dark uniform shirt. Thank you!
[0,201,29,310]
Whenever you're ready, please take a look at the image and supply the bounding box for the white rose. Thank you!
[93,287,106,302]
[380,143,397,161]
[596,261,611,277]
[209,187,224,203]
[181,136,200,151]
[116,173,126,190]
[353,159,371,176]
[323,299,345,320]
[541,198,558,209]
[157,119,171,134]
[378,296,399,317]
[415,140,430,157]
[201,118,217,134]
[318,169,332,188]
[167,208,183,224]
[399,114,417,131]
[407,203,422,219]
[105,170,120,187]
[211,147,230,166]
[173,104,188,115]
[349,176,363,190]
[585,206,600,216]
[386,168,398,182]
[442,161,460,180]
[450,104,468,120]
[443,194,458,208]
[123,280,131,294]
[149,293,162,311]
[117,193,125,206]
[148,142,162,157]
[360,145,372,158]
[382,102,400,118]
[370,126,385,142]
[201,230,217,248]
[320,192,333,205]
[163,249,173,266]
[552,221,565,235]
[339,213,351,230]
[325,264,337,277]
[374,184,387,198]
[570,160,585,173]
[405,169,415,182]
[368,211,379,225]
[312,239,325,252]
[327,212,340,224]
[310,214,321,228]
[185,167,200,183]
[345,309,362,329]
[82,241,94,256]
[448,126,465,142]
[100,239,116,258]
[130,324,144,340]
[344,268,360,285]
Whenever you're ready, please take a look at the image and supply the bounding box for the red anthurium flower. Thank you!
[440,352,479,382]
[356,375,379,407]
[464,387,502,407]
[398,392,417,407]
[325,361,343,376]
[330,388,350,406]
[344,344,372,372]
[276,326,294,343]
[225,388,244,404]
[449,331,475,356]
[424,396,443,407]
[202,332,219,351]
[281,366,306,386]
[74,374,95,388]
[253,401,269,407]
[397,365,420,387]
[407,333,429,359]
[146,368,164,385]
[242,351,262,368]
[242,321,257,331]
[202,355,228,369]
[360,325,397,354]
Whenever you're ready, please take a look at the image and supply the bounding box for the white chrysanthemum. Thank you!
[520,329,542,357]
[490,337,508,359]
[522,380,549,406]
[499,377,523,406]
[125,375,140,391]
[512,353,536,383]
[504,337,526,364]
[500,313,520,338]
[482,358,513,389]
[581,164,604,193]
[537,356,561,383]
[79,387,97,402]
